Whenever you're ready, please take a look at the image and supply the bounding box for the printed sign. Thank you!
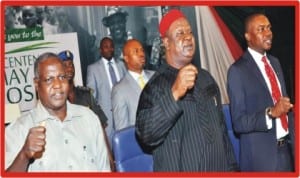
[5,33,82,112]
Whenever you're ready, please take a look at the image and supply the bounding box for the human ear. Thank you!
[245,33,250,42]
[163,37,169,50]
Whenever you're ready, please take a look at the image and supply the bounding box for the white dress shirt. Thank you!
[248,47,288,139]
[102,57,121,89]
[128,70,150,86]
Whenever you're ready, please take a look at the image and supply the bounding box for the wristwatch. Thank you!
[266,107,275,119]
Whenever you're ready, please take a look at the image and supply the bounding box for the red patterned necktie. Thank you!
[262,56,288,131]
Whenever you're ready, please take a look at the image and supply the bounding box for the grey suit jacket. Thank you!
[86,58,127,142]
[111,70,155,130]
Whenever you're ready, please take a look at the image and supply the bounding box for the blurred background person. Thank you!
[22,6,40,28]
[102,6,133,62]
[86,37,127,147]
[57,50,108,127]
[112,39,155,131]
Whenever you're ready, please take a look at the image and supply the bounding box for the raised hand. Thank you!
[22,121,46,159]
[171,64,198,101]
[270,97,293,118]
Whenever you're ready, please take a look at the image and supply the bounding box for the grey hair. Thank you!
[33,52,60,78]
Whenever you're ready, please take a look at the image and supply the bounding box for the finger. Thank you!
[185,76,197,85]
[186,64,198,74]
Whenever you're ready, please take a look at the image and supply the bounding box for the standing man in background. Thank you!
[57,50,108,128]
[86,37,127,146]
[112,39,155,131]
[227,13,294,171]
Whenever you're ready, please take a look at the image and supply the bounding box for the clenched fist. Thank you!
[269,97,293,118]
[22,122,46,159]
[172,64,198,101]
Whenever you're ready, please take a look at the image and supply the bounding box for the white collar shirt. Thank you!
[128,70,149,85]
[248,47,288,139]
[5,101,111,172]
[102,57,121,89]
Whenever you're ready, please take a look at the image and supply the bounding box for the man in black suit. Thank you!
[135,9,238,172]
[227,13,294,171]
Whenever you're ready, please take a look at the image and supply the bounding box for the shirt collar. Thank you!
[248,47,267,62]
[102,57,116,64]
[128,70,145,81]
[34,100,81,124]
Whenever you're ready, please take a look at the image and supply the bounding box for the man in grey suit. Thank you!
[86,37,127,146]
[112,39,155,131]
[135,9,238,172]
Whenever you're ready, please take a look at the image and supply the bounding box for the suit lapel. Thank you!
[115,60,126,78]
[99,59,111,90]
[244,51,270,95]
[144,70,155,80]
[125,73,141,93]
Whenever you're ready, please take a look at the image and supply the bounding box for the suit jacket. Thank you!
[227,50,295,171]
[86,58,127,143]
[136,64,238,171]
[73,86,108,127]
[111,70,155,130]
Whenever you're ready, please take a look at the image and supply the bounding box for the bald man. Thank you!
[135,9,238,171]
[111,39,155,131]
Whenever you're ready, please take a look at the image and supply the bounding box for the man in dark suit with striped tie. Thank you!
[135,9,238,172]
[227,13,294,171]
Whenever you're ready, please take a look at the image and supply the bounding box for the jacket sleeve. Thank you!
[135,80,183,147]
[89,91,108,127]
[86,65,98,99]
[227,65,269,134]
[111,86,129,130]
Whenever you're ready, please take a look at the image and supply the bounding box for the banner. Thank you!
[5,32,82,113]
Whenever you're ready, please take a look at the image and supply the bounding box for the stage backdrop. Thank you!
[5,32,82,113]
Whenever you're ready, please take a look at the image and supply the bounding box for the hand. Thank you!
[270,97,293,118]
[22,123,46,160]
[172,64,198,101]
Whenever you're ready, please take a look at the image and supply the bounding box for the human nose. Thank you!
[52,77,63,88]
[184,32,193,40]
[264,28,272,36]
[139,50,145,57]
[66,66,74,73]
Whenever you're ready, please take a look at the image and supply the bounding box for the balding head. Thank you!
[122,39,145,73]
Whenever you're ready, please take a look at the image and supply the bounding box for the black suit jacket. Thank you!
[74,86,108,127]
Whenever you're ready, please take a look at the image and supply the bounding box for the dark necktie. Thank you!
[262,56,288,131]
[108,61,117,86]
